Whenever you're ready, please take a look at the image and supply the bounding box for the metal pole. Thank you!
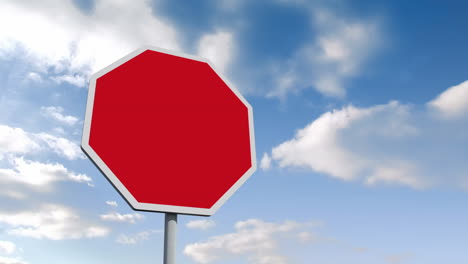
[163,213,177,264]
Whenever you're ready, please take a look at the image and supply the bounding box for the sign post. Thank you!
[164,213,177,264]
[82,47,256,263]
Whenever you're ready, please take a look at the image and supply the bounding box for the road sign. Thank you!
[81,47,256,216]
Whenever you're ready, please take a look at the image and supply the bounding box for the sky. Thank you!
[0,0,468,263]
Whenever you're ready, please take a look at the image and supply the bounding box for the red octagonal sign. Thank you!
[82,47,256,216]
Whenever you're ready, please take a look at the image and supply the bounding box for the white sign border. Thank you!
[81,46,257,216]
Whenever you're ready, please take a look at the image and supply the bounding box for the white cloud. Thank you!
[260,152,272,170]
[0,124,90,194]
[100,212,144,224]
[0,125,40,158]
[35,133,84,160]
[267,84,468,189]
[428,80,468,118]
[269,9,381,98]
[197,30,235,74]
[250,255,289,264]
[0,240,16,255]
[186,219,215,230]
[0,256,28,264]
[40,106,79,126]
[50,74,87,87]
[269,101,428,188]
[0,190,27,200]
[116,229,161,245]
[0,157,92,189]
[272,104,378,180]
[52,127,66,135]
[184,219,319,264]
[0,0,181,87]
[25,72,43,82]
[0,204,110,240]
[0,124,84,160]
[365,163,425,188]
[105,201,118,207]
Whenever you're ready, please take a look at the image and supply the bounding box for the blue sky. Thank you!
[0,0,468,263]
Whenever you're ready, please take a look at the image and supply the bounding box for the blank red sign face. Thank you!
[82,48,256,216]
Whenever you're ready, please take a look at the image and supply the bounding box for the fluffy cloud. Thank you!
[428,80,468,119]
[50,74,87,87]
[25,72,43,82]
[116,229,161,245]
[271,102,413,179]
[269,8,381,98]
[186,219,216,230]
[197,30,235,74]
[0,157,92,190]
[40,106,79,126]
[266,81,468,189]
[100,212,144,224]
[0,125,40,158]
[267,102,426,188]
[0,124,91,196]
[365,163,422,187]
[0,124,84,160]
[35,133,84,160]
[0,240,16,255]
[0,0,181,87]
[0,256,28,264]
[260,153,272,170]
[0,204,109,240]
[184,219,319,264]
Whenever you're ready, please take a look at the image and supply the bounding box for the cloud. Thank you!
[269,101,426,188]
[0,240,16,255]
[0,256,28,264]
[186,219,216,230]
[260,152,272,170]
[0,157,93,190]
[0,190,27,200]
[105,201,118,207]
[0,124,84,160]
[25,72,43,82]
[40,106,79,126]
[271,102,397,179]
[427,80,468,119]
[50,74,87,87]
[269,8,381,98]
[0,124,90,194]
[365,163,423,187]
[267,81,468,189]
[266,101,425,188]
[184,219,319,264]
[197,30,235,74]
[100,212,144,224]
[52,127,66,135]
[35,133,84,160]
[115,229,161,245]
[0,0,181,87]
[0,204,110,240]
[0,125,40,158]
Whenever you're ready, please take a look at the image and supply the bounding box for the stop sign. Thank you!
[81,47,256,216]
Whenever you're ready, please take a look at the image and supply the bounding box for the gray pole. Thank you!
[163,213,177,264]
